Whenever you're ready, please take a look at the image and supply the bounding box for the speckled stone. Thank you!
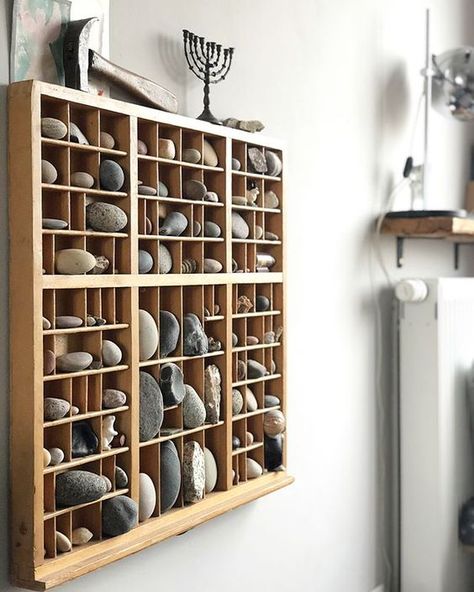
[86,202,127,232]
[232,389,244,415]
[42,218,68,230]
[160,441,181,512]
[56,249,96,274]
[265,394,280,408]
[139,249,154,273]
[48,447,64,466]
[115,466,129,488]
[90,254,110,275]
[182,148,201,164]
[204,221,221,237]
[56,470,107,506]
[102,495,138,536]
[41,159,58,184]
[137,139,148,155]
[183,313,208,356]
[71,171,94,188]
[203,140,218,167]
[41,117,67,139]
[232,212,250,239]
[204,448,218,493]
[56,531,72,553]
[159,243,173,274]
[55,316,83,328]
[44,349,55,375]
[183,179,207,200]
[56,352,93,373]
[160,310,180,357]
[100,131,115,149]
[203,258,222,273]
[204,364,221,423]
[102,340,122,366]
[159,181,169,197]
[159,211,188,236]
[71,527,93,546]
[247,359,268,379]
[256,295,270,312]
[231,157,241,171]
[246,387,258,412]
[246,458,263,479]
[183,441,205,503]
[183,384,206,428]
[139,371,164,442]
[100,160,125,191]
[72,421,98,457]
[139,473,156,521]
[160,363,186,405]
[139,309,159,361]
[247,147,267,174]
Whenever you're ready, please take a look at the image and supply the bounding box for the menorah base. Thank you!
[197,106,222,126]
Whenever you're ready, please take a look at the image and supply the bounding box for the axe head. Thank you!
[63,17,99,92]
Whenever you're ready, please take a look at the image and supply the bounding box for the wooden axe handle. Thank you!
[89,50,178,114]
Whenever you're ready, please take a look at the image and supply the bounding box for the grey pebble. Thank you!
[56,352,93,373]
[247,359,268,379]
[41,159,58,184]
[183,313,208,356]
[160,211,188,236]
[159,181,169,197]
[256,295,270,311]
[231,158,241,171]
[102,495,138,536]
[232,212,250,239]
[55,315,83,328]
[160,441,181,512]
[56,470,107,506]
[102,340,122,366]
[100,160,125,192]
[115,466,129,488]
[183,384,206,428]
[182,148,201,164]
[139,249,154,273]
[41,117,67,139]
[183,179,207,200]
[42,218,68,230]
[160,310,180,357]
[160,363,186,405]
[159,243,173,274]
[44,397,70,421]
[265,395,281,407]
[103,389,127,408]
[86,202,128,232]
[204,221,221,237]
[138,185,157,196]
[139,371,164,442]
[203,258,222,273]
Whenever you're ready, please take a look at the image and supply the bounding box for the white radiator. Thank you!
[398,278,474,592]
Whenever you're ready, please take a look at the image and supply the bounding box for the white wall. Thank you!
[2,1,474,591]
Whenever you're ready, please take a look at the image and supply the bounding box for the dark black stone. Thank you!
[102,495,138,536]
[460,497,474,544]
[160,310,180,357]
[160,440,181,513]
[256,295,270,312]
[265,435,283,471]
[72,421,98,458]
[139,371,164,442]
[183,313,209,356]
[232,436,240,450]
[160,363,186,405]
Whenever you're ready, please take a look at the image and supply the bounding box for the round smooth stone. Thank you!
[43,317,51,330]
[158,181,169,197]
[43,448,51,467]
[264,190,280,209]
[204,221,221,238]
[265,394,280,408]
[246,458,263,479]
[103,389,127,409]
[71,171,95,189]
[265,150,282,176]
[42,218,68,230]
[246,335,259,345]
[256,295,270,312]
[138,185,157,196]
[204,447,218,493]
[139,371,164,442]
[56,352,93,373]
[183,179,207,200]
[86,202,128,232]
[44,398,70,421]
[182,148,201,164]
[264,409,286,437]
[203,258,222,273]
[183,313,207,356]
[159,243,173,274]
[41,159,58,184]
[56,249,96,274]
[245,387,258,412]
[246,431,254,446]
[44,349,55,374]
[102,475,112,493]
[139,473,156,522]
[160,441,181,512]
[255,225,264,240]
[137,139,148,155]
[49,447,64,466]
[72,527,93,546]
[232,389,243,415]
[115,466,129,489]
[203,139,218,166]
[56,531,72,553]
[100,160,125,191]
[41,117,67,139]
[183,384,206,429]
[160,363,186,406]
[232,436,240,450]
[139,309,159,361]
[193,220,201,237]
[248,147,267,173]
[102,340,122,367]
[160,211,188,236]
[139,249,154,273]
[232,212,250,239]
[204,191,219,202]
[183,441,205,503]
[247,359,268,379]
[232,333,238,347]
[158,138,176,159]
[100,131,115,149]
[265,434,283,471]
[231,157,241,171]
[55,316,83,329]
[160,310,180,357]
[56,470,107,506]
[102,495,138,536]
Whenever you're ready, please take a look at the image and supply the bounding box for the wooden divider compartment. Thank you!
[9,81,291,590]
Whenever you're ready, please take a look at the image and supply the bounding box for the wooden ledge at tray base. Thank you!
[12,472,293,591]
[381,215,474,242]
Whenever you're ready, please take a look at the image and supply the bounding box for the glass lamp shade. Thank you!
[432,46,474,121]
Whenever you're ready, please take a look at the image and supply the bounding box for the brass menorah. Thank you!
[183,29,234,125]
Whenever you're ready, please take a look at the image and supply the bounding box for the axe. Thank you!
[63,18,178,113]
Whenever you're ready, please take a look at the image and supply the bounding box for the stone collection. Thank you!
[139,371,164,441]
[56,470,107,506]
[160,310,180,357]
[72,422,98,457]
[100,160,125,192]
[86,202,128,232]
[183,384,206,428]
[183,441,205,503]
[102,496,138,536]
[160,363,186,405]
[160,441,181,512]
[204,364,221,423]
[139,473,156,521]
[183,313,208,356]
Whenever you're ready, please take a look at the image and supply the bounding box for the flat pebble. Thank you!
[42,218,68,230]
[43,448,51,467]
[159,243,173,273]
[232,389,244,415]
[41,117,67,139]
[159,138,176,159]
[183,384,206,428]
[71,171,94,188]
[44,397,70,421]
[265,231,279,241]
[56,470,107,506]
[139,473,156,521]
[139,249,154,273]
[232,212,250,239]
[160,211,188,236]
[100,131,115,149]
[138,185,157,196]
[160,441,181,512]
[102,495,138,536]
[102,340,122,366]
[139,309,159,361]
[160,310,180,357]
[183,179,207,200]
[182,148,201,163]
[203,140,218,166]
[86,202,127,232]
[137,139,148,155]
[56,352,93,373]
[204,447,218,493]
[56,249,96,274]
[115,466,129,488]
[72,527,93,545]
[246,387,258,412]
[231,158,241,171]
[100,160,125,192]
[56,531,72,553]
[103,389,127,409]
[204,221,221,237]
[41,159,58,184]
[246,458,263,479]
[55,316,83,329]
[204,258,222,273]
[49,447,64,465]
[183,441,205,503]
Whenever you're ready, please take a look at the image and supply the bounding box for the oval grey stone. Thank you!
[231,157,241,171]
[55,316,83,329]
[203,258,222,273]
[232,212,250,239]
[160,441,181,513]
[247,359,268,379]
[102,495,138,536]
[56,352,93,373]
[232,389,244,415]
[100,160,125,191]
[86,202,128,232]
[265,394,281,408]
[102,340,122,367]
[204,221,221,238]
[42,218,68,230]
[183,384,206,429]
[159,243,173,274]
[160,363,186,406]
[55,249,96,274]
[139,249,154,273]
[56,470,107,506]
[139,371,164,442]
[103,389,127,409]
[100,131,115,149]
[182,148,201,164]
[160,310,180,357]
[71,171,94,188]
[48,447,64,466]
[139,309,159,361]
[159,181,169,197]
[41,117,67,139]
[183,179,207,200]
[256,295,270,311]
[44,397,70,421]
[138,185,157,196]
[41,159,58,184]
